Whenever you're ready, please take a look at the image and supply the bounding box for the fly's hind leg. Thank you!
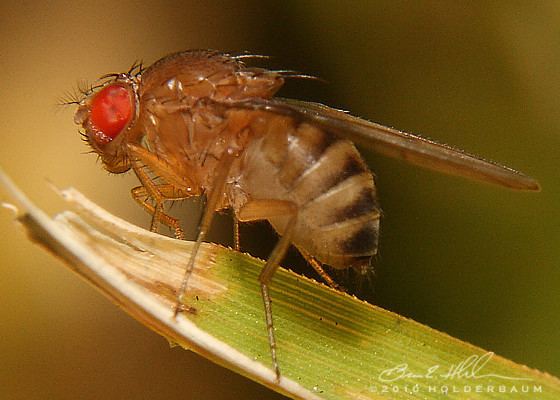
[131,184,187,240]
[237,199,299,382]
[297,247,344,291]
[233,215,240,251]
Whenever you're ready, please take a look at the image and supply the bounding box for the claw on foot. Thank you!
[172,301,196,318]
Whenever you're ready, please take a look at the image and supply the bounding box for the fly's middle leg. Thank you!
[173,152,236,317]
[237,199,299,382]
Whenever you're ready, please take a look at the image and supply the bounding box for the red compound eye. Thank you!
[90,84,133,141]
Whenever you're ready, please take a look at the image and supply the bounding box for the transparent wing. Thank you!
[235,97,540,191]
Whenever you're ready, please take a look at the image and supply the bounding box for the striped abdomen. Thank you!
[233,114,381,269]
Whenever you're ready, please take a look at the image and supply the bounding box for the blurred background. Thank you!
[1,1,559,399]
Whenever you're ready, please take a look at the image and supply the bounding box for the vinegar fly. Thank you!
[71,49,540,380]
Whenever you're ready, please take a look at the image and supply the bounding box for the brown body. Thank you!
[77,50,380,270]
[73,50,539,379]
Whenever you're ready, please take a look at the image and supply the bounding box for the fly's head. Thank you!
[73,69,141,173]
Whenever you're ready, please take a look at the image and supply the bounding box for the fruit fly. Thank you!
[71,49,539,380]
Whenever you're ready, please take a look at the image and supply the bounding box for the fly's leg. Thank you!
[128,144,197,239]
[237,199,299,382]
[173,152,236,316]
[297,247,343,291]
[128,144,197,191]
[131,185,187,240]
[233,215,240,251]
[131,161,167,234]
[131,160,187,238]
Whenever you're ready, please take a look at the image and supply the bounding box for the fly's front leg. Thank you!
[237,199,299,382]
[131,184,187,240]
[128,144,196,239]
[131,161,167,233]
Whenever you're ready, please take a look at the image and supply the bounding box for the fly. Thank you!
[69,49,540,381]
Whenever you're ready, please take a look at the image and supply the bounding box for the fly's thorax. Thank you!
[133,98,264,200]
[139,50,284,106]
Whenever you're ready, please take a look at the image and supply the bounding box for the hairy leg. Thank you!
[237,199,299,382]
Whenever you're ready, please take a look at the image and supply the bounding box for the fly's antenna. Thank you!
[56,79,97,106]
[77,79,95,94]
[57,88,82,106]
